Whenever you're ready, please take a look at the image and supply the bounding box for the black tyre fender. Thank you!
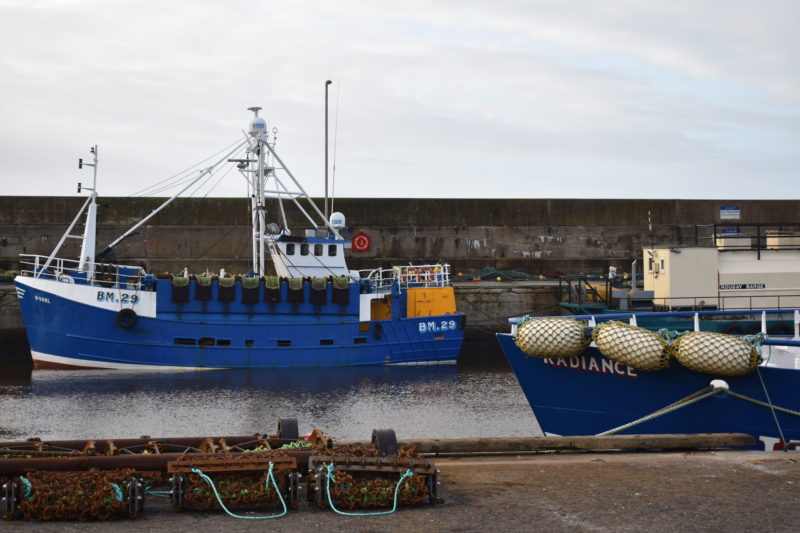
[745,323,763,335]
[277,417,299,442]
[116,308,138,329]
[768,324,793,336]
[371,428,398,456]
[721,324,744,335]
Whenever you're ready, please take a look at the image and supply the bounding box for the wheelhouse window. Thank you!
[286,243,295,255]
[314,244,323,256]
[328,244,337,257]
[300,243,309,256]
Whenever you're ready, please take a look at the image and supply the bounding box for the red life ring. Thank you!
[352,232,370,252]
[418,267,434,282]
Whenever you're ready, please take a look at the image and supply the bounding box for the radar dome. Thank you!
[248,117,267,137]
[330,212,346,229]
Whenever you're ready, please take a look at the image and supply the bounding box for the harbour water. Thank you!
[0,356,541,443]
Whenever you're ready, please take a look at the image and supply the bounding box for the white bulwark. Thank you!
[16,276,157,318]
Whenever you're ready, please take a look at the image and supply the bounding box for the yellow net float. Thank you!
[513,317,590,358]
[591,321,670,372]
[670,331,760,376]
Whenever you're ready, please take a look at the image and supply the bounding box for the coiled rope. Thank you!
[324,463,413,517]
[190,463,287,520]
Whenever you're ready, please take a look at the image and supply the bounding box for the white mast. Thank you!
[78,145,99,278]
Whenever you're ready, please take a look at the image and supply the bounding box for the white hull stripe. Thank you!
[16,276,157,318]
[31,351,217,371]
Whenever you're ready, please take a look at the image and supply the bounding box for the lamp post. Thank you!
[324,80,332,219]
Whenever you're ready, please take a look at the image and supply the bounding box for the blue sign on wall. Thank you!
[720,206,740,220]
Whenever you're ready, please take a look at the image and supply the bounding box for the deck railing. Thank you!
[359,264,451,291]
[18,254,147,290]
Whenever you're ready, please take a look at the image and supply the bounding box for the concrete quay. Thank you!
[3,450,798,532]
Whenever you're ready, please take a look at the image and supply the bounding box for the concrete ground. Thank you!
[4,449,799,532]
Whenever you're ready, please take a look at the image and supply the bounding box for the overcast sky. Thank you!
[1,0,798,200]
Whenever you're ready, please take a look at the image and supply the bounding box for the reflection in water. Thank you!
[0,359,541,442]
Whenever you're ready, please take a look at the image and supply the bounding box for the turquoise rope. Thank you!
[744,332,767,357]
[190,462,287,520]
[109,483,123,502]
[656,329,689,343]
[145,487,172,498]
[324,463,413,517]
[19,476,33,501]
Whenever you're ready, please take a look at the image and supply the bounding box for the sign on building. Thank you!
[719,206,740,220]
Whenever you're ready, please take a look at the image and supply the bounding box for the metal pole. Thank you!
[325,80,332,219]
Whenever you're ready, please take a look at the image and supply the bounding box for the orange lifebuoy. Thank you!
[352,232,370,252]
[418,267,434,282]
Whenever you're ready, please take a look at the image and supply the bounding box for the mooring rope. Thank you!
[190,463,287,520]
[324,463,413,517]
[596,385,723,436]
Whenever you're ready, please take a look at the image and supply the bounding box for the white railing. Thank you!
[18,254,147,289]
[359,263,452,291]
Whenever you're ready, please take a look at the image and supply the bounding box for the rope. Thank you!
[324,463,413,517]
[190,463,287,520]
[279,441,312,449]
[599,377,800,442]
[656,328,689,343]
[597,386,722,436]
[732,367,792,449]
[145,487,172,498]
[744,332,767,356]
[723,388,800,417]
[109,483,123,502]
[19,476,33,501]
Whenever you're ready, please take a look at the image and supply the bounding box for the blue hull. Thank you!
[16,277,463,369]
[496,333,800,450]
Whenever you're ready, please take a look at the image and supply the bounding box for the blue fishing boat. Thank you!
[496,309,800,450]
[14,108,464,369]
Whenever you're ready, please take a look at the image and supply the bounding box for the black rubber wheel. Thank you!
[768,324,793,336]
[277,418,299,442]
[722,324,744,335]
[371,428,398,456]
[116,308,138,329]
[745,323,762,335]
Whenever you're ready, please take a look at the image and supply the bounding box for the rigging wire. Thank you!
[129,138,244,197]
